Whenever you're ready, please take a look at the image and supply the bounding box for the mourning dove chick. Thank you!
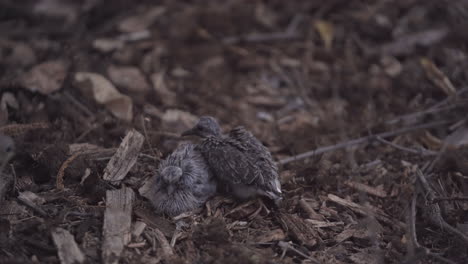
[182,116,282,202]
[151,142,217,216]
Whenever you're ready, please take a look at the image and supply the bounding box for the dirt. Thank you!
[1,0,468,263]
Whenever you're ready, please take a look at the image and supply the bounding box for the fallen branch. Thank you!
[279,120,450,165]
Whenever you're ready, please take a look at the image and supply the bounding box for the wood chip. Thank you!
[51,228,86,264]
[103,129,144,183]
[132,221,147,240]
[277,212,319,247]
[102,186,135,264]
[344,181,387,198]
[151,228,174,259]
[299,199,325,221]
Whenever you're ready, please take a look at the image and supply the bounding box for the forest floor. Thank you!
[1,0,468,263]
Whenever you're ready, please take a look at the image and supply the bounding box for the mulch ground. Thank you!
[1,0,468,263]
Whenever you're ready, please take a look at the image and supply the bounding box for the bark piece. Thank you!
[51,228,86,264]
[277,212,319,248]
[102,187,135,264]
[103,129,144,183]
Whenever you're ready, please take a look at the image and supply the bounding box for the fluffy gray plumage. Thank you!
[182,116,282,201]
[151,143,217,216]
[0,134,14,173]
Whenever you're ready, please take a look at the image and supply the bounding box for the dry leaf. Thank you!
[314,20,334,51]
[108,65,150,93]
[74,72,133,122]
[161,109,198,133]
[420,58,456,96]
[20,60,68,95]
[118,6,166,33]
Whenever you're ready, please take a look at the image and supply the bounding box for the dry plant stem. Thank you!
[279,120,450,165]
[376,136,437,156]
[406,193,419,257]
[63,91,94,118]
[140,116,159,158]
[415,169,468,244]
[56,153,81,190]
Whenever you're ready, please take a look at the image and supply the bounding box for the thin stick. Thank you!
[376,136,437,156]
[386,87,468,125]
[279,120,450,165]
[223,15,303,45]
[63,91,94,118]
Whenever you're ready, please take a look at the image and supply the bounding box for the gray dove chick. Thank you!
[182,116,282,202]
[0,134,15,173]
[151,143,217,216]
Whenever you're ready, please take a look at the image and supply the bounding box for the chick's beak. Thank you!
[181,127,197,137]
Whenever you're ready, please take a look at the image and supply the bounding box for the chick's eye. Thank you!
[5,146,12,153]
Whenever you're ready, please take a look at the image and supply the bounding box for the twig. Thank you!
[415,169,468,244]
[376,136,437,156]
[279,120,450,165]
[56,153,81,190]
[63,91,94,118]
[223,14,303,45]
[386,87,468,126]
[140,116,159,159]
